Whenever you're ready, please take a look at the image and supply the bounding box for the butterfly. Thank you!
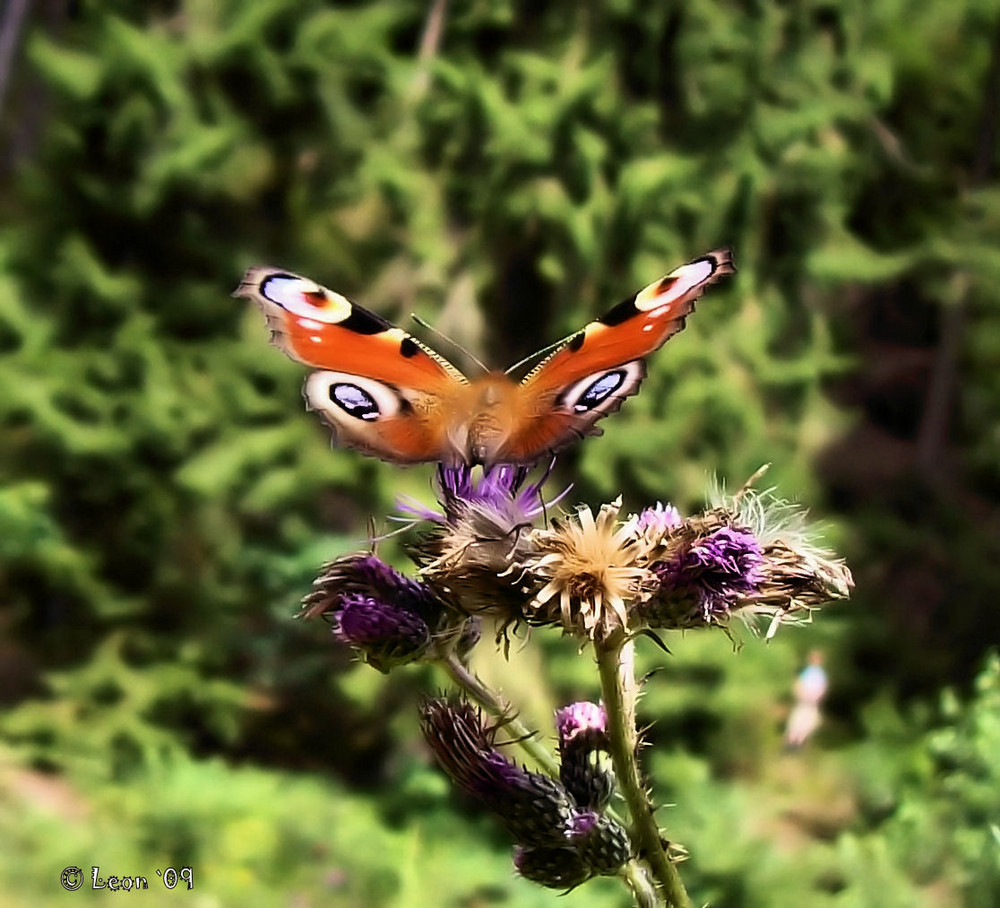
[235,249,734,467]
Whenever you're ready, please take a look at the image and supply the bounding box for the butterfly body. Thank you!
[236,249,734,466]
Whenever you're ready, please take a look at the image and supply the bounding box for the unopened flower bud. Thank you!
[568,810,633,875]
[556,702,616,810]
[333,594,431,673]
[302,553,443,623]
[514,845,591,890]
[421,699,576,847]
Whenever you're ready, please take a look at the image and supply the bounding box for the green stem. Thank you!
[440,654,561,777]
[621,859,661,908]
[596,635,691,908]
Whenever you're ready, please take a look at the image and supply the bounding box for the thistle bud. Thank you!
[420,699,576,847]
[568,810,633,875]
[301,553,444,623]
[514,845,591,890]
[556,702,616,811]
[333,594,431,673]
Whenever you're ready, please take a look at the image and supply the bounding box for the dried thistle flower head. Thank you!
[640,482,853,633]
[525,500,655,641]
[726,488,854,637]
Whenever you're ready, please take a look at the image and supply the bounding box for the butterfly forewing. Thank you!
[235,268,466,388]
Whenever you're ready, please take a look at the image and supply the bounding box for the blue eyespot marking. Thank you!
[573,371,625,412]
[330,383,380,421]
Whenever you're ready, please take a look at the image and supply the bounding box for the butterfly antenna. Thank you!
[504,333,576,377]
[410,314,490,374]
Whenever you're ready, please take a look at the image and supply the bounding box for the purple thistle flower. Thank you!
[636,501,683,537]
[686,526,765,591]
[436,461,559,519]
[398,459,568,525]
[301,553,444,623]
[556,702,616,811]
[441,462,531,507]
[646,526,765,625]
[333,594,431,673]
[420,699,576,847]
[556,701,608,742]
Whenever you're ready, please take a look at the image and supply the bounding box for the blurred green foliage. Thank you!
[1,0,999,904]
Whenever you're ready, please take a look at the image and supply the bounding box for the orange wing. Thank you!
[235,268,468,463]
[494,249,735,463]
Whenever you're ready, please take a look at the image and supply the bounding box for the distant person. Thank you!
[784,650,828,749]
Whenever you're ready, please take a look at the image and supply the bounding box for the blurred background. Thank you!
[1,1,999,905]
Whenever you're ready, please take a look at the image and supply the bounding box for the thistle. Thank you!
[556,701,617,812]
[420,698,577,848]
[525,500,655,641]
[301,463,852,904]
[410,462,559,623]
[301,552,474,672]
[420,698,634,889]
[413,468,850,643]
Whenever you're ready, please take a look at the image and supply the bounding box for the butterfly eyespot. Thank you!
[260,274,353,324]
[553,361,646,422]
[330,383,380,421]
[304,372,405,426]
[562,370,627,413]
[573,371,625,411]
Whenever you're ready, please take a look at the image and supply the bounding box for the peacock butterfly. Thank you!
[235,249,734,466]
